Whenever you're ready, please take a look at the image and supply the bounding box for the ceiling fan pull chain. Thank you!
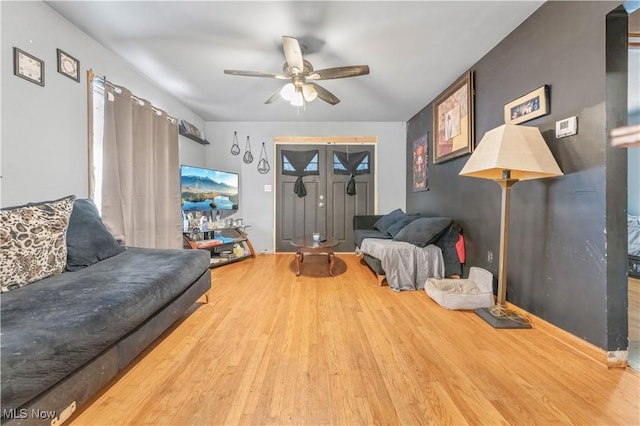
[243,136,254,164]
[230,131,240,155]
[257,142,270,174]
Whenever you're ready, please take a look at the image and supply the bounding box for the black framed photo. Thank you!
[13,47,44,86]
[504,85,550,125]
[57,49,80,82]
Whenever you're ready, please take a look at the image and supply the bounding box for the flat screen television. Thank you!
[180,165,239,211]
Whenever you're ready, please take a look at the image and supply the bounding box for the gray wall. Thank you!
[179,139,207,170]
[0,1,206,207]
[0,2,404,254]
[406,1,628,351]
[204,121,406,253]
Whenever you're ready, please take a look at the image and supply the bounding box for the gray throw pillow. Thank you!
[66,199,125,271]
[387,214,421,238]
[394,217,453,247]
[373,208,406,235]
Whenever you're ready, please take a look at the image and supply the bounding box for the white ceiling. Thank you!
[47,1,544,122]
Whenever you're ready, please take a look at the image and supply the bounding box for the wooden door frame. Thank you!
[272,136,378,253]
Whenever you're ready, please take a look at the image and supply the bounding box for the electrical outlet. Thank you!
[487,251,494,263]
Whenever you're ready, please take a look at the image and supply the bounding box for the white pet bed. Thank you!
[425,267,494,310]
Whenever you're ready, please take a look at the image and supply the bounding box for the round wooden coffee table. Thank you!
[290,238,340,276]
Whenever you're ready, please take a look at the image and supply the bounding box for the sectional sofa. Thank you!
[1,197,211,425]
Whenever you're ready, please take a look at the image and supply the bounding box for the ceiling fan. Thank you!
[224,36,370,106]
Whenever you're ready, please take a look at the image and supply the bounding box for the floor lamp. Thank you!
[459,124,563,328]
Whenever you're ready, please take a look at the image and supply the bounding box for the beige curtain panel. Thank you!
[101,85,182,249]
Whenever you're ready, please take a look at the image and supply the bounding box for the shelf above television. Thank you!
[178,120,209,145]
[180,132,209,145]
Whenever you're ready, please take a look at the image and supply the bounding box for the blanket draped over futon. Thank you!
[360,239,444,291]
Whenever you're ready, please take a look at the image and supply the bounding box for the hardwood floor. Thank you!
[69,254,640,425]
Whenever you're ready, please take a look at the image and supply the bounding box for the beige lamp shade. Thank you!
[459,124,563,181]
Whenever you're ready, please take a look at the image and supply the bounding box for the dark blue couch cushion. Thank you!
[66,199,125,271]
[373,208,405,235]
[386,214,421,238]
[0,247,210,411]
[394,217,453,247]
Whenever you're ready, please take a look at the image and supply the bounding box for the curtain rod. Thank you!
[89,70,177,123]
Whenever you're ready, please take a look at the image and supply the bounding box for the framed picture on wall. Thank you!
[432,71,474,164]
[13,47,44,86]
[57,49,80,82]
[504,85,550,125]
[412,134,428,192]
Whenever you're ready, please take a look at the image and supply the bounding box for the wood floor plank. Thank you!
[69,254,640,425]
[629,277,640,371]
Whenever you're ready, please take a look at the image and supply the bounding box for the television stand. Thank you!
[183,225,255,268]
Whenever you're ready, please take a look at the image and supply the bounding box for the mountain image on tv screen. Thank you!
[180,165,239,211]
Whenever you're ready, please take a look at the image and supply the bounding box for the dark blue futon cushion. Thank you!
[66,199,124,271]
[0,247,210,411]
[394,217,452,247]
[373,208,406,235]
[386,214,421,238]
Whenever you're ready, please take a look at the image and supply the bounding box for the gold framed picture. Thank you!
[432,71,474,164]
[504,85,550,125]
[57,49,80,82]
[13,47,44,86]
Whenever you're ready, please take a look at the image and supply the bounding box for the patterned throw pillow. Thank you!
[0,195,76,292]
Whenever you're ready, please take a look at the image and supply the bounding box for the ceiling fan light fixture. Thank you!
[280,82,295,101]
[302,84,318,102]
[225,36,368,107]
[290,90,304,106]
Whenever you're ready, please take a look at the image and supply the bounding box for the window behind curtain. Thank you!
[88,79,181,248]
[90,79,105,213]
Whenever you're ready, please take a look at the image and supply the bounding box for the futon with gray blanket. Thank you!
[1,197,211,425]
[354,209,463,291]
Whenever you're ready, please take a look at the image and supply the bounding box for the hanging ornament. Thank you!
[230,131,240,155]
[257,142,270,174]
[243,136,254,164]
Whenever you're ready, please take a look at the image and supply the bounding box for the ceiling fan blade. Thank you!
[224,69,288,79]
[308,83,340,105]
[265,89,282,104]
[282,36,304,73]
[308,65,370,80]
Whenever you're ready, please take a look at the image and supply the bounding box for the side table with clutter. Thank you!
[182,214,255,268]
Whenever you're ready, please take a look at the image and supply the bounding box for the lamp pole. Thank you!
[496,170,518,307]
